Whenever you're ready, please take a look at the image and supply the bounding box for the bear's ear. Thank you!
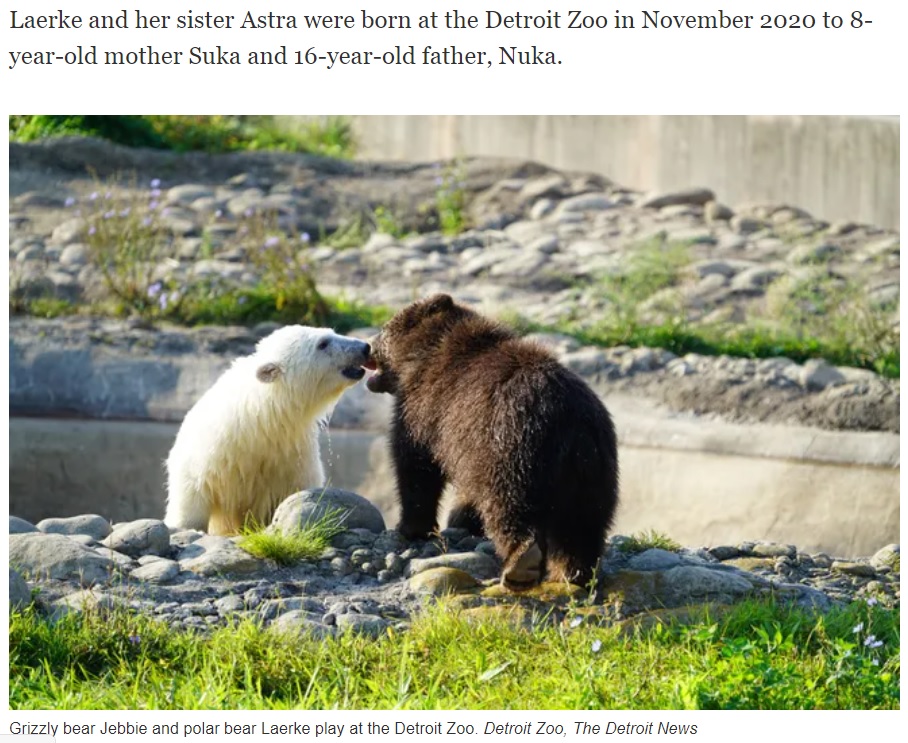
[256,362,283,383]
[425,294,454,313]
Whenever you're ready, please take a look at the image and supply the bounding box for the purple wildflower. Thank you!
[852,623,864,634]
[866,597,879,607]
[104,191,112,200]
[864,635,883,649]
[158,294,169,311]
[244,208,255,218]
[88,226,96,236]
[435,176,445,187]
[150,188,162,198]
[129,635,141,645]
[147,282,163,298]
[89,191,99,201]
[591,639,602,653]
[120,208,131,218]
[300,232,310,243]
[142,216,153,227]
[149,200,159,210]
[64,196,76,207]
[103,210,115,219]
[264,236,281,249]
[150,178,161,189]
[215,209,224,218]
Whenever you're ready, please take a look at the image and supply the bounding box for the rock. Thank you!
[708,545,742,561]
[407,552,501,580]
[59,243,90,267]
[520,175,570,203]
[640,188,715,209]
[37,514,112,541]
[751,543,797,559]
[555,193,615,214]
[800,359,846,391]
[409,567,480,596]
[166,184,216,205]
[488,250,549,279]
[271,488,385,535]
[102,519,171,557]
[705,201,734,222]
[526,234,560,254]
[54,590,120,614]
[271,610,335,638]
[9,568,31,612]
[628,549,683,571]
[730,216,766,234]
[130,559,180,584]
[9,516,37,534]
[49,218,86,245]
[180,535,263,577]
[870,544,899,571]
[831,561,877,577]
[334,613,390,637]
[10,533,118,586]
[787,242,841,265]
[560,347,611,376]
[729,266,781,293]
[529,198,555,220]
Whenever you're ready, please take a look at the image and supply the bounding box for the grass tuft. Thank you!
[616,530,683,554]
[237,509,348,566]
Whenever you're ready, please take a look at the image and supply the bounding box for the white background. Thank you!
[2,0,905,738]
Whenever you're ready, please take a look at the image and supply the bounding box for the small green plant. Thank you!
[371,205,409,239]
[238,510,347,566]
[616,530,682,554]
[81,178,176,317]
[593,235,691,338]
[321,212,372,249]
[430,161,468,236]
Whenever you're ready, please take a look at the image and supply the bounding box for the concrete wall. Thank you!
[10,417,898,558]
[304,116,900,230]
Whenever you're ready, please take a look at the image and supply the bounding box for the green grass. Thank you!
[238,513,348,566]
[616,530,682,554]
[9,599,898,709]
[8,115,355,158]
[501,235,899,378]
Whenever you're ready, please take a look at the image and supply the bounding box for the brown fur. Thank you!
[366,294,619,590]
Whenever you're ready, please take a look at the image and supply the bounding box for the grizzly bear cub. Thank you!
[366,294,619,590]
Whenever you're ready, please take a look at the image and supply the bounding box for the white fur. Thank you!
[164,326,368,535]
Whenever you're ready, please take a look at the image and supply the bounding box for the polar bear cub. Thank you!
[164,325,373,535]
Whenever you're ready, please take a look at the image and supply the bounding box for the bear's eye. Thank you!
[317,338,330,351]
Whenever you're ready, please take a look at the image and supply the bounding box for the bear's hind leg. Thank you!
[546,540,599,589]
[391,425,446,540]
[446,500,484,536]
[500,537,546,591]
